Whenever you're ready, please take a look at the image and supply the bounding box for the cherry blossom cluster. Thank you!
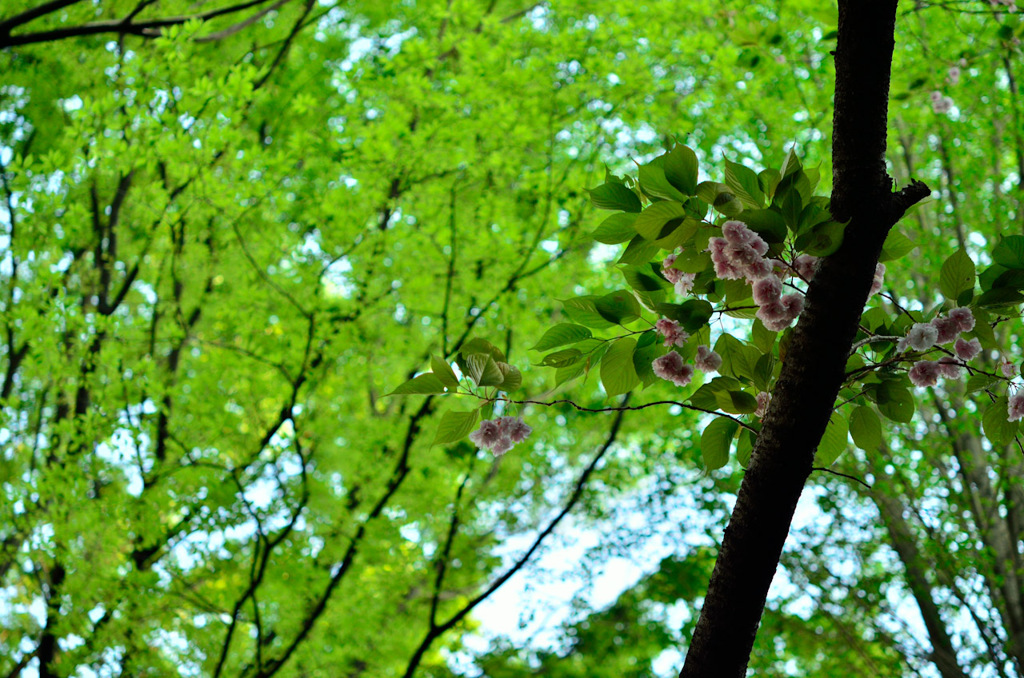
[661,253,697,295]
[469,416,532,456]
[930,90,954,114]
[651,320,722,388]
[1009,392,1024,422]
[902,307,980,388]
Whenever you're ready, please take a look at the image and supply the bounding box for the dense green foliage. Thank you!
[1,1,1023,677]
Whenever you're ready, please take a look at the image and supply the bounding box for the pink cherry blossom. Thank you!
[936,357,962,379]
[709,237,744,280]
[755,391,771,418]
[756,293,804,332]
[907,323,939,351]
[949,307,975,332]
[1008,392,1024,422]
[674,273,697,295]
[1002,360,1018,379]
[931,316,960,344]
[661,254,684,284]
[794,254,819,281]
[652,351,695,387]
[954,337,982,361]
[469,419,507,451]
[947,66,961,85]
[752,275,783,305]
[498,416,532,444]
[722,220,756,245]
[656,318,689,348]
[695,345,723,373]
[869,263,885,296]
[909,360,942,387]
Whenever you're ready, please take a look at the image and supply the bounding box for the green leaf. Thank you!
[465,354,505,386]
[738,208,787,243]
[633,201,688,240]
[638,164,689,202]
[495,362,522,392]
[561,296,616,329]
[387,373,449,396]
[432,410,480,446]
[554,361,585,387]
[849,405,882,451]
[663,144,699,195]
[600,338,640,396]
[939,249,976,305]
[540,348,585,368]
[592,213,638,244]
[965,373,998,393]
[696,181,744,217]
[459,338,506,363]
[621,263,670,293]
[977,287,1024,308]
[992,235,1024,270]
[815,411,849,466]
[617,233,662,265]
[758,168,782,202]
[780,187,802,231]
[736,427,756,467]
[795,220,846,257]
[632,337,661,387]
[724,160,765,209]
[879,229,916,262]
[716,390,758,414]
[532,323,593,351]
[588,183,642,212]
[876,381,915,423]
[751,319,777,353]
[983,396,1020,447]
[701,417,739,471]
[431,355,460,390]
[595,290,643,325]
[753,353,775,392]
[690,376,743,410]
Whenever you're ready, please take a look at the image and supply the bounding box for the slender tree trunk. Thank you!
[678,2,930,675]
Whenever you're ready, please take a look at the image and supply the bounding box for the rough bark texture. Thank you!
[678,2,930,676]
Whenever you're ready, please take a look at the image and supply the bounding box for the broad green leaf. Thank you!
[753,353,775,392]
[701,416,739,471]
[540,348,585,368]
[495,362,522,392]
[795,220,846,257]
[465,354,504,386]
[432,410,480,446]
[939,249,976,305]
[595,290,643,325]
[555,361,585,387]
[992,235,1024,270]
[459,338,506,363]
[663,144,699,195]
[561,296,616,329]
[736,427,756,467]
[738,208,787,243]
[758,168,782,201]
[621,264,670,292]
[815,411,849,466]
[600,338,640,396]
[696,181,744,217]
[876,381,915,423]
[879,229,916,262]
[983,396,1020,447]
[780,187,802,231]
[532,323,593,351]
[592,213,639,244]
[632,337,661,387]
[671,248,712,273]
[431,355,460,391]
[965,373,998,393]
[638,164,689,202]
[751,319,777,353]
[715,389,758,414]
[634,201,688,240]
[977,287,1024,308]
[724,160,765,209]
[849,405,882,451]
[588,182,642,212]
[618,233,662,265]
[387,373,449,396]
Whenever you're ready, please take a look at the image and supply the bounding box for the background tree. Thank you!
[1,1,1022,678]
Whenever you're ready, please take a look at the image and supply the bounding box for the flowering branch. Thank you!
[491,396,758,432]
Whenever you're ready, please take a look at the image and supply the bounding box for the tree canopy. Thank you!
[1,1,1023,677]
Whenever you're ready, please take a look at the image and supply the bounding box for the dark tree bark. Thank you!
[678,2,930,676]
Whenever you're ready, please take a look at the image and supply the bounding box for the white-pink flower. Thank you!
[869,263,885,297]
[954,337,982,361]
[947,66,961,85]
[909,360,942,387]
[498,416,532,444]
[755,391,771,418]
[757,293,804,332]
[752,274,783,306]
[656,318,689,348]
[931,92,954,114]
[661,254,684,284]
[1008,392,1024,422]
[470,416,533,456]
[652,351,695,387]
[674,273,697,295]
[695,345,723,373]
[936,357,962,379]
[907,323,939,351]
[1002,360,1018,379]
[794,254,819,281]
[709,237,744,280]
[931,315,960,344]
[949,307,975,332]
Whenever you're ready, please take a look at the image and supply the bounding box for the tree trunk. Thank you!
[678,2,930,675]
